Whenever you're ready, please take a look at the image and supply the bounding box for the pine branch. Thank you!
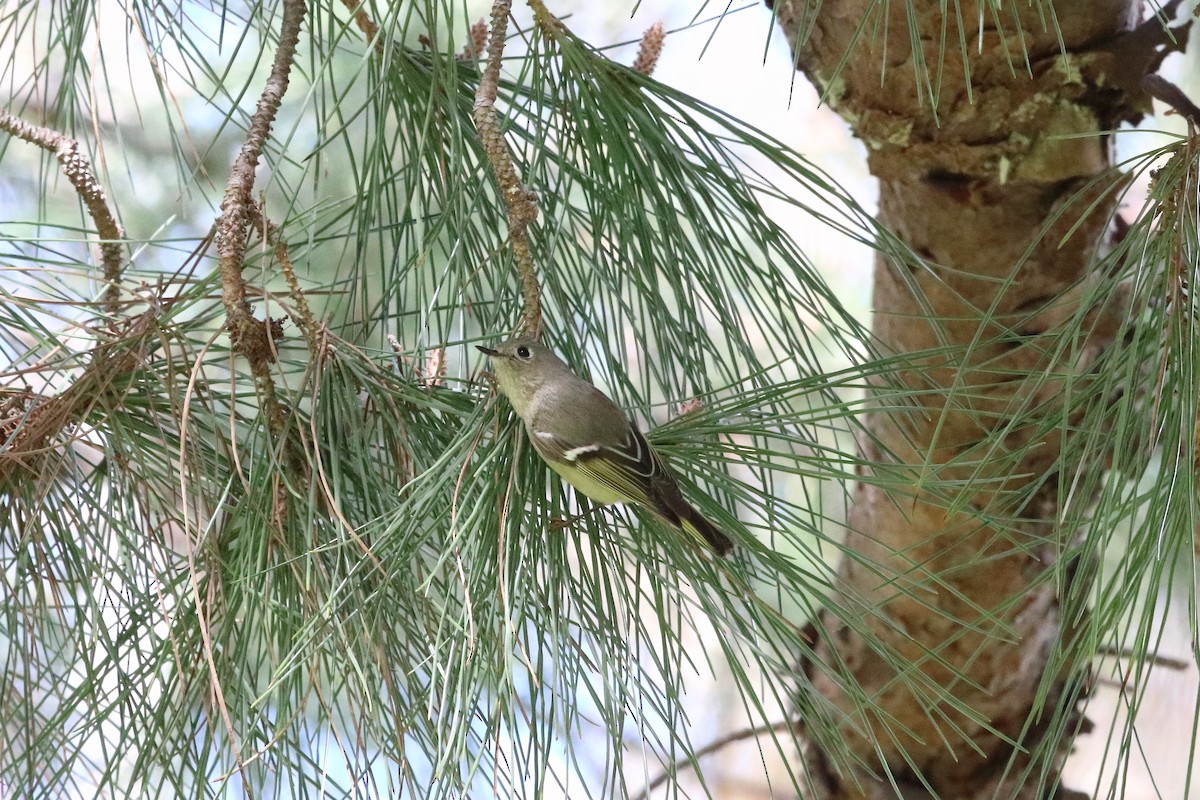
[212,0,306,441]
[1142,74,1200,128]
[471,0,543,337]
[0,109,124,318]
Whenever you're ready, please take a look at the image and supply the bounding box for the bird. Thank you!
[477,335,732,555]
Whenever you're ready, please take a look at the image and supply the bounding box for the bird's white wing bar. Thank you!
[562,442,603,462]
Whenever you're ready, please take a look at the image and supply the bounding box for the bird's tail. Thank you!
[645,454,733,555]
[679,504,733,556]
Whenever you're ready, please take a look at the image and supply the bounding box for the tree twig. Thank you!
[471,1,542,337]
[632,718,802,800]
[0,110,125,318]
[0,310,159,483]
[1142,74,1200,129]
[213,0,306,438]
[248,201,318,347]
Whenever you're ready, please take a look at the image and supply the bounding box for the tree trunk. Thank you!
[772,1,1154,797]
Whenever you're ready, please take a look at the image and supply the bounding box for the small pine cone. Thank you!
[632,22,665,76]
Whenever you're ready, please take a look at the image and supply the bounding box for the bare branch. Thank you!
[0,110,125,317]
[1142,74,1200,129]
[471,1,543,337]
[633,719,802,800]
[212,0,306,438]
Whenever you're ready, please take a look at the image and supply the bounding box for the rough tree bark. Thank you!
[770,1,1173,798]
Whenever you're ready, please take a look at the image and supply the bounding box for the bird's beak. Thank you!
[476,345,499,357]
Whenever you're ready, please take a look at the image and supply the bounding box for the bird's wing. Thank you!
[528,422,664,509]
[525,386,730,553]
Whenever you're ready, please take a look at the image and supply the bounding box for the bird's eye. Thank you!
[516,346,531,359]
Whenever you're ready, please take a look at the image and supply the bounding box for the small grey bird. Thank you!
[477,336,732,555]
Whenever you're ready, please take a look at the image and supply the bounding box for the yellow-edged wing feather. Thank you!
[529,424,732,554]
[530,425,660,508]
